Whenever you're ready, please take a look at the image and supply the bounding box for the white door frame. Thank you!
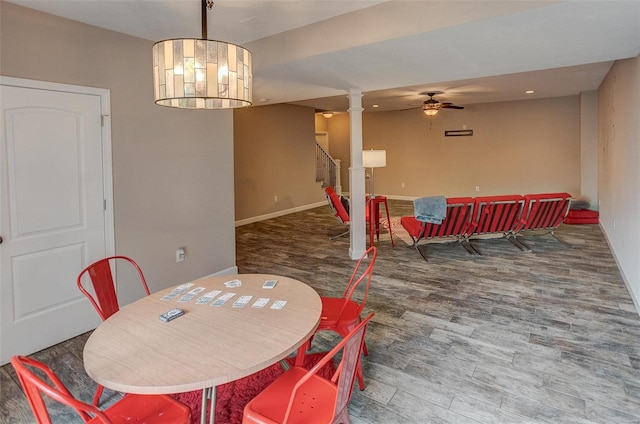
[0,76,115,268]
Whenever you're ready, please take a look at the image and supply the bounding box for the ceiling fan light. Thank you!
[425,109,438,116]
[422,102,440,116]
[423,108,439,116]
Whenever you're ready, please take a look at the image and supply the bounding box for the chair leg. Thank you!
[356,360,365,390]
[93,384,104,406]
[362,340,369,356]
[294,339,312,367]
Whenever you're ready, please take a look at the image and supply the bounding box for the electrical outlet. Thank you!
[274,195,278,202]
[401,182,405,188]
[176,247,186,263]
[475,186,480,192]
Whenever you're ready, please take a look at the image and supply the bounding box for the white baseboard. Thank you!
[599,223,640,317]
[201,265,238,278]
[235,201,327,227]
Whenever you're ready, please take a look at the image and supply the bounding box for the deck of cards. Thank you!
[159,308,184,322]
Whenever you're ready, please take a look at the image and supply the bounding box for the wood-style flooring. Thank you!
[2,199,640,424]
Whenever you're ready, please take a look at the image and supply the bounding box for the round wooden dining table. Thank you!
[83,274,322,424]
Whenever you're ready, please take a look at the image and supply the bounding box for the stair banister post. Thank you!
[335,159,342,195]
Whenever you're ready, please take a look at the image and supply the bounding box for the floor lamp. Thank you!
[363,149,386,198]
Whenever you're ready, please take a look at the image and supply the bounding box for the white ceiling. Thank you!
[8,0,640,112]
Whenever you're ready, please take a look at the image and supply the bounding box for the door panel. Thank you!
[8,109,83,235]
[1,83,108,364]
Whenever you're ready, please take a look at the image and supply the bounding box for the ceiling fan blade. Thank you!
[441,104,464,109]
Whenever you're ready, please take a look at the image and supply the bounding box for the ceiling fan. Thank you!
[421,92,464,116]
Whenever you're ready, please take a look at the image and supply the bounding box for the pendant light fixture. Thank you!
[152,0,252,109]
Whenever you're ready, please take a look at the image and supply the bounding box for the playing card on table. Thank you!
[224,279,242,288]
[178,286,206,302]
[211,292,236,306]
[270,300,287,310]
[252,298,270,308]
[195,290,222,305]
[161,282,194,301]
[233,295,253,308]
[262,280,277,289]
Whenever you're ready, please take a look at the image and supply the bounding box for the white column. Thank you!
[348,88,367,259]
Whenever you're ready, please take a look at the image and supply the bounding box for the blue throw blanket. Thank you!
[414,196,446,224]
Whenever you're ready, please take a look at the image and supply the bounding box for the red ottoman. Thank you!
[565,209,599,225]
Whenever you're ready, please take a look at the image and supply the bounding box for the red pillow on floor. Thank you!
[565,209,599,225]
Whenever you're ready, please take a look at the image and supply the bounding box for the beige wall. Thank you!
[580,91,599,209]
[326,96,581,198]
[598,55,640,308]
[1,2,237,303]
[234,104,325,221]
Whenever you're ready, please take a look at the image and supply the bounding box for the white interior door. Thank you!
[0,79,113,365]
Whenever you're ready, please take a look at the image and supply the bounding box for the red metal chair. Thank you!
[77,256,150,404]
[465,195,525,254]
[11,355,191,424]
[325,187,369,240]
[400,197,475,260]
[509,192,572,250]
[244,313,374,424]
[297,246,377,391]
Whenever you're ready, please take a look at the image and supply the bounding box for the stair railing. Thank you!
[315,141,341,194]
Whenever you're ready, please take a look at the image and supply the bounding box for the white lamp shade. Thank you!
[152,38,252,109]
[363,150,386,168]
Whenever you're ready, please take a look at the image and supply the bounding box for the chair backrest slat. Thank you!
[77,256,150,321]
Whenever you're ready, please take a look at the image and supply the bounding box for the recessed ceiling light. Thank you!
[525,90,535,94]
[372,104,379,108]
[259,98,270,102]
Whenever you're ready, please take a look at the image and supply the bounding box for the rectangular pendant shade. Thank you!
[152,38,252,109]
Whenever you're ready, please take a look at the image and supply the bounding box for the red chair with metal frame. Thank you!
[77,256,150,405]
[11,355,191,424]
[243,313,374,424]
[297,246,377,391]
[509,192,572,251]
[325,187,369,240]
